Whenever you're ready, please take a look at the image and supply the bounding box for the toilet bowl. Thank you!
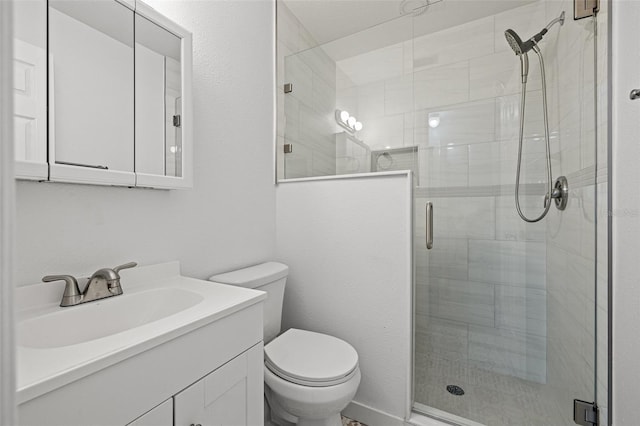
[209,262,361,426]
[264,328,361,426]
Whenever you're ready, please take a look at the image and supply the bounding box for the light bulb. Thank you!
[354,122,363,131]
[340,110,350,122]
[347,116,356,127]
[428,113,440,128]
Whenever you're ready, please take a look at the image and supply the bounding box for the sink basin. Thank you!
[18,287,204,348]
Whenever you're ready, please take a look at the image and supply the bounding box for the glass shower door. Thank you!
[412,2,598,425]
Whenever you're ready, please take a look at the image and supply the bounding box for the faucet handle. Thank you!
[113,262,137,275]
[42,275,82,307]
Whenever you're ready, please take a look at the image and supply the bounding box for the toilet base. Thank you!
[297,414,342,426]
[264,367,360,426]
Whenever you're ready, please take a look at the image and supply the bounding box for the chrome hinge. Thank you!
[173,115,181,128]
[284,83,293,94]
[574,0,599,19]
[284,143,293,154]
[574,400,599,426]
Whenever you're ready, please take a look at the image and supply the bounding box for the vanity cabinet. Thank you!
[174,344,264,426]
[17,276,264,426]
[128,399,172,426]
[127,344,263,426]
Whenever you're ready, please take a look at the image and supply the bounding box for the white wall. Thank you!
[276,172,412,422]
[14,0,276,285]
[1,1,16,423]
[612,1,640,424]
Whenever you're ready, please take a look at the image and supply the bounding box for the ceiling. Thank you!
[282,0,538,49]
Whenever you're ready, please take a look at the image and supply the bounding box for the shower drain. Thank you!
[446,385,465,396]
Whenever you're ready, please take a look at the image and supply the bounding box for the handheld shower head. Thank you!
[504,29,534,55]
[505,30,531,83]
[504,11,565,56]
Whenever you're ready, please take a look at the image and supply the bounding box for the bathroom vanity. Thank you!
[16,262,265,426]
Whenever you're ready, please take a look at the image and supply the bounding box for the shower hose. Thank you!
[515,44,554,223]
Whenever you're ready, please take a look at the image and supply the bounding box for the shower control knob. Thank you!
[630,89,640,100]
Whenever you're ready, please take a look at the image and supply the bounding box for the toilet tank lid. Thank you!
[208,262,288,289]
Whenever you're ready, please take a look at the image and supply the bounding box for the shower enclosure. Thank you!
[277,0,606,424]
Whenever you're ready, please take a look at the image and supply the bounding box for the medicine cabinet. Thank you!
[12,0,192,189]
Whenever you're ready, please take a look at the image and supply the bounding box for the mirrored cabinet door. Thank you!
[135,14,182,178]
[48,0,136,186]
[134,4,192,189]
[13,0,48,180]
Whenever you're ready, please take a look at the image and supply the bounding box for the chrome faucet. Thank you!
[43,262,137,307]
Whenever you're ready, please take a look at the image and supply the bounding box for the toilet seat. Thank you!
[264,328,359,387]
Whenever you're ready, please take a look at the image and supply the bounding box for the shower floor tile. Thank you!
[415,349,573,426]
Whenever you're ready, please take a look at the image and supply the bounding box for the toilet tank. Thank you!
[209,262,288,344]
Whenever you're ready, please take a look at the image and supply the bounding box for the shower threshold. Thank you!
[411,402,486,426]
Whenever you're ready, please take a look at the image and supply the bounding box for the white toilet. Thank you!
[209,262,361,426]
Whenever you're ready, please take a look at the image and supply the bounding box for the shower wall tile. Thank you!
[356,81,385,120]
[428,278,495,327]
[358,114,404,150]
[469,240,546,288]
[415,99,495,148]
[297,46,336,88]
[284,140,313,179]
[277,91,286,138]
[336,43,405,87]
[312,148,337,176]
[498,137,549,185]
[385,74,413,115]
[495,285,547,336]
[422,145,468,187]
[285,54,313,103]
[427,238,469,280]
[403,112,415,147]
[415,318,469,362]
[413,16,494,72]
[546,188,584,255]
[299,105,333,151]
[335,84,357,119]
[469,50,542,100]
[495,91,545,142]
[430,197,496,239]
[468,142,501,186]
[284,95,300,140]
[312,73,336,116]
[495,195,547,241]
[414,61,469,110]
[276,3,302,53]
[468,325,547,383]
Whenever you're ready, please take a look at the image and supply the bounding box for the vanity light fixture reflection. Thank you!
[428,113,440,128]
[335,109,363,133]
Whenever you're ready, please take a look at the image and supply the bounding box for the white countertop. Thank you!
[16,261,266,404]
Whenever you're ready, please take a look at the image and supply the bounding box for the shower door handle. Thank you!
[426,202,433,249]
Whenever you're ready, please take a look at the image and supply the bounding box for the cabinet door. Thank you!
[13,0,48,180]
[174,344,263,426]
[127,399,172,426]
[48,0,136,186]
